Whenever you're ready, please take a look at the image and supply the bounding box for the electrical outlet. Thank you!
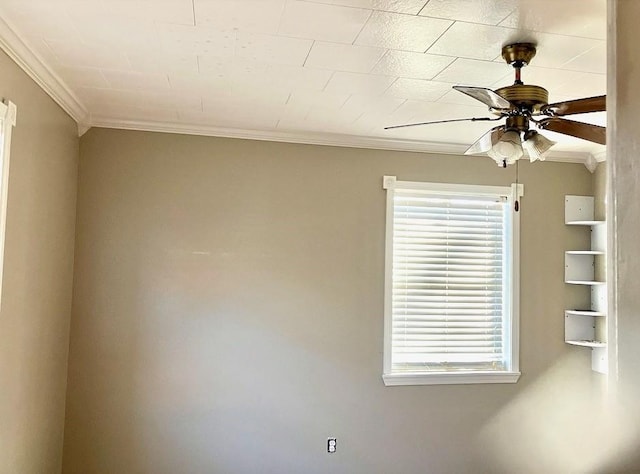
[327,437,337,453]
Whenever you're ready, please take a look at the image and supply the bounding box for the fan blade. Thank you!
[452,86,513,110]
[538,117,606,145]
[464,126,506,155]
[542,95,606,116]
[384,116,501,130]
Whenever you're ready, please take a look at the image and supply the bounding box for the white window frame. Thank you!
[382,176,523,386]
[0,100,16,310]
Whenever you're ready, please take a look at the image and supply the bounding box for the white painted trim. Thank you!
[389,179,514,197]
[0,9,89,128]
[383,371,521,386]
[592,149,607,162]
[587,149,607,173]
[509,183,522,375]
[78,123,92,137]
[90,116,595,165]
[382,176,396,377]
[585,154,599,173]
[381,179,522,385]
[90,116,473,155]
[0,100,16,311]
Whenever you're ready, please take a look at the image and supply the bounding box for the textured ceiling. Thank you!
[0,0,607,155]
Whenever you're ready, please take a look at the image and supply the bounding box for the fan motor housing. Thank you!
[495,84,549,112]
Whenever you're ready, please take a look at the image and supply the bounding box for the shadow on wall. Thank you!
[477,352,640,473]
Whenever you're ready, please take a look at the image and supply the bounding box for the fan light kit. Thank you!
[386,43,606,167]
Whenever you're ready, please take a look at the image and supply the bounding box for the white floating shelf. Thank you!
[565,280,606,285]
[566,220,606,226]
[564,195,608,374]
[566,340,607,348]
[565,310,606,317]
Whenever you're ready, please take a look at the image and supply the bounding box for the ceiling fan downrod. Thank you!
[502,43,536,86]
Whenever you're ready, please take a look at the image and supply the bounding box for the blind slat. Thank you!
[390,191,509,370]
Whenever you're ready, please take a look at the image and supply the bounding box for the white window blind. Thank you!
[382,177,521,386]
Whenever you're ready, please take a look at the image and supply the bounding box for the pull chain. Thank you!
[514,160,520,212]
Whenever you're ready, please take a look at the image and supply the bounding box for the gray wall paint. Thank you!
[0,50,79,473]
[62,128,611,473]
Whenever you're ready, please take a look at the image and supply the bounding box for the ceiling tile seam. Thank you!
[301,40,315,67]
[336,94,358,114]
[350,8,374,46]
[416,0,433,17]
[320,70,336,93]
[390,98,408,116]
[275,0,291,38]
[494,7,518,27]
[297,0,418,16]
[367,49,391,75]
[417,15,518,29]
[337,94,351,109]
[334,93,351,112]
[422,20,455,54]
[351,111,367,127]
[315,45,466,73]
[430,86,455,103]
[308,61,391,78]
[495,15,606,42]
[426,55,458,81]
[557,67,606,76]
[496,11,512,28]
[496,23,605,42]
[557,42,607,73]
[380,76,401,97]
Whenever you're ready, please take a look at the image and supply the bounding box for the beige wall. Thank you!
[63,127,610,473]
[0,51,79,472]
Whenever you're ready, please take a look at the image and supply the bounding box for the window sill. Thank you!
[382,371,521,386]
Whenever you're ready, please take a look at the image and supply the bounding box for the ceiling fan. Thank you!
[385,43,606,167]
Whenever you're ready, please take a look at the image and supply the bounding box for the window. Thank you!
[382,176,522,386]
[0,100,16,309]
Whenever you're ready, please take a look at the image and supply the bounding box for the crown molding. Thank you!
[592,149,607,162]
[90,115,596,166]
[89,116,471,155]
[0,10,90,132]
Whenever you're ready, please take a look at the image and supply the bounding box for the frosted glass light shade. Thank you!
[487,130,523,165]
[523,131,556,162]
